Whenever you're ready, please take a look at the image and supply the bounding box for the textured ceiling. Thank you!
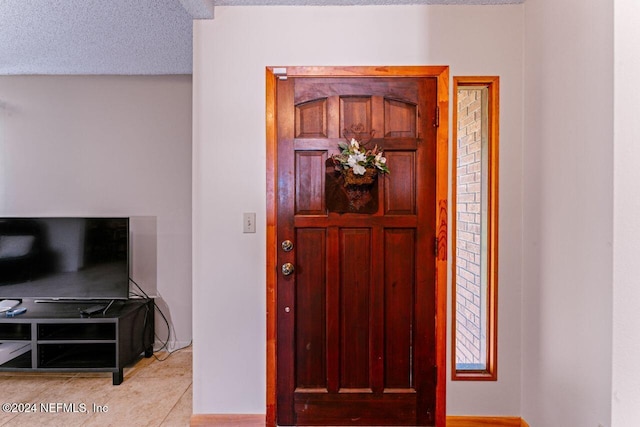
[216,0,521,3]
[0,0,523,75]
[0,0,196,75]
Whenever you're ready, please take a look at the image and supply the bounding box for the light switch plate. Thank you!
[243,212,256,233]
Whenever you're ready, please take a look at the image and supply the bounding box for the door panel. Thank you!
[296,99,327,138]
[385,99,417,137]
[276,75,437,426]
[339,228,371,389]
[385,151,416,214]
[295,228,326,388]
[384,228,415,389]
[340,96,372,135]
[295,151,326,215]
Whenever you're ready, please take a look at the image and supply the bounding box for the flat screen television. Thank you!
[0,217,129,300]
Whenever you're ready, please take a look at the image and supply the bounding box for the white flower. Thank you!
[347,152,366,169]
[352,163,366,175]
[375,152,387,169]
[332,139,389,180]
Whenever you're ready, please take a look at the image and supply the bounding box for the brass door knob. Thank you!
[281,262,295,276]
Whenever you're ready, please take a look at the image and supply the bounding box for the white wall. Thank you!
[192,5,523,415]
[0,75,193,349]
[613,0,640,425]
[522,1,613,426]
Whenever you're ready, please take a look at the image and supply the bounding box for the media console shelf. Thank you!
[0,298,154,385]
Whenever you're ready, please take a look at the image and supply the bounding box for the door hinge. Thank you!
[434,236,439,257]
[434,106,440,128]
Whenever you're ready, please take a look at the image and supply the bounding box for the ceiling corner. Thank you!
[178,0,215,19]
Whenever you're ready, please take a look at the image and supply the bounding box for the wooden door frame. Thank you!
[265,66,449,427]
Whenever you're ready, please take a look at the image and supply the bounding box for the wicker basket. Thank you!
[342,167,378,186]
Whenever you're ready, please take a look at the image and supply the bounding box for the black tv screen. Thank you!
[0,217,129,300]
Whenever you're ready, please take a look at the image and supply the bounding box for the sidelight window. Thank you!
[452,76,499,381]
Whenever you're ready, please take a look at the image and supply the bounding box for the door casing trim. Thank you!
[265,65,449,426]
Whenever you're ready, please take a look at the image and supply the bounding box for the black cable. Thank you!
[128,278,191,362]
[152,340,193,362]
[129,278,149,299]
[153,304,171,353]
[129,277,172,355]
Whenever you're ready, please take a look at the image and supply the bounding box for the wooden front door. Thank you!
[273,68,442,426]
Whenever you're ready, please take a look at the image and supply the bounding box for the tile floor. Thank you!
[0,346,192,426]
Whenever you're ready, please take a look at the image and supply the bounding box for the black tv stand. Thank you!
[0,298,154,385]
[33,299,115,304]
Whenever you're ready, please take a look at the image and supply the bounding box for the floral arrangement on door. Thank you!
[326,125,390,213]
[331,138,389,186]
